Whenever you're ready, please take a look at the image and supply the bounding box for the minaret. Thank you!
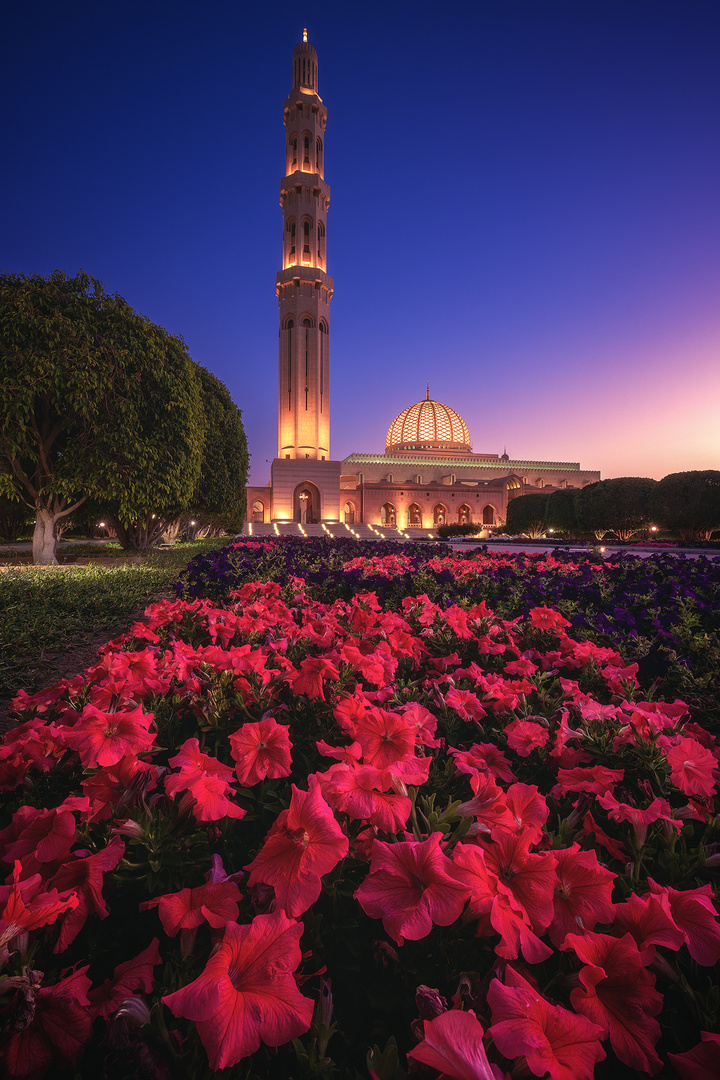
[276,28,333,460]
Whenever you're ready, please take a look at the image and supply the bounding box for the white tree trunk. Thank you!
[32,507,59,565]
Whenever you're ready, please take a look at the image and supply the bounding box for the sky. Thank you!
[3,0,719,485]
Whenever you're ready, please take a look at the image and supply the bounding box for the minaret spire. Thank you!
[426,382,430,400]
[275,33,333,460]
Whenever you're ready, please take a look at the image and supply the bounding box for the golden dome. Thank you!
[386,392,472,453]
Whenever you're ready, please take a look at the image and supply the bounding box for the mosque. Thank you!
[245,31,600,535]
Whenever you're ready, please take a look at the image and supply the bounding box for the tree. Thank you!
[187,366,249,535]
[574,477,656,541]
[504,493,547,538]
[0,270,206,564]
[544,488,578,536]
[650,471,720,541]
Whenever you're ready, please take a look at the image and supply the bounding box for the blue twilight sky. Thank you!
[3,0,719,486]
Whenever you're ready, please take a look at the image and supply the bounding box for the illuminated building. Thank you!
[246,32,600,532]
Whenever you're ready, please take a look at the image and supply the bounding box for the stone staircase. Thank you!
[239,521,438,542]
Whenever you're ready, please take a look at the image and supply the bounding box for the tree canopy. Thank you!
[544,488,578,535]
[574,477,657,540]
[650,471,720,541]
[0,270,206,562]
[504,493,547,538]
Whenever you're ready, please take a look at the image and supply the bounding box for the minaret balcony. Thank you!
[280,172,330,201]
[275,265,334,298]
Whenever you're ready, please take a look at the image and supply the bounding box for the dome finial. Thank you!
[303,26,308,42]
[426,382,430,401]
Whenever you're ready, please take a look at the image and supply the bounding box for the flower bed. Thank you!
[1,539,719,1079]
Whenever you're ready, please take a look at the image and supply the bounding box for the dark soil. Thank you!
[0,585,175,736]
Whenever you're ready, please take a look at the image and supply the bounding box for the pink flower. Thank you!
[61,704,155,768]
[289,656,340,700]
[140,880,242,936]
[548,843,616,948]
[529,606,572,632]
[562,930,663,1074]
[353,708,417,769]
[245,778,348,916]
[0,966,92,1080]
[355,833,470,945]
[88,938,162,1020]
[505,719,549,757]
[407,1009,502,1080]
[48,836,125,951]
[669,1031,720,1080]
[665,736,718,798]
[488,966,605,1080]
[165,738,245,822]
[647,878,720,965]
[229,717,292,787]
[162,910,313,1070]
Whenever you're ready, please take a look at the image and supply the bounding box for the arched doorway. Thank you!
[381,502,396,526]
[252,500,265,524]
[458,504,472,525]
[344,501,355,524]
[482,504,495,525]
[407,503,422,528]
[433,504,447,527]
[293,481,321,524]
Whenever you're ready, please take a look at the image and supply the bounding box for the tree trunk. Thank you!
[32,507,59,565]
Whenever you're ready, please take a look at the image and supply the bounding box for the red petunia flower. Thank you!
[355,832,470,946]
[647,878,720,966]
[505,719,549,757]
[320,763,412,832]
[229,717,292,787]
[529,606,572,632]
[165,738,245,822]
[611,891,685,952]
[668,1031,720,1080]
[665,736,719,798]
[444,688,487,725]
[289,656,340,700]
[488,966,605,1080]
[245,778,348,917]
[0,862,78,964]
[548,843,617,948]
[482,831,558,936]
[352,708,417,769]
[562,930,663,1074]
[61,704,155,768]
[0,966,92,1080]
[162,910,313,1070]
[49,835,125,951]
[140,880,241,937]
[408,1009,502,1080]
[88,937,162,1020]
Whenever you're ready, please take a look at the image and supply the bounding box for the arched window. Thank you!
[344,501,355,524]
[290,135,297,168]
[458,504,471,525]
[317,220,325,264]
[407,503,422,527]
[316,136,323,172]
[252,501,265,524]
[302,219,312,262]
[286,218,296,264]
[302,316,314,328]
[381,502,396,526]
[482,505,495,525]
[303,134,310,165]
[433,504,447,526]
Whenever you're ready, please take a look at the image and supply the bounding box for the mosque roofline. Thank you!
[343,453,585,470]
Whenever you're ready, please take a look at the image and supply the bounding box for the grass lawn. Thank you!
[0,539,229,702]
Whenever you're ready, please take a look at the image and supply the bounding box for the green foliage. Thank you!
[436,522,483,538]
[574,476,657,540]
[504,492,547,537]
[189,365,249,532]
[650,470,720,541]
[0,270,206,561]
[544,487,578,535]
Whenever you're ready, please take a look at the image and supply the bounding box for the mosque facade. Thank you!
[246,32,600,533]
